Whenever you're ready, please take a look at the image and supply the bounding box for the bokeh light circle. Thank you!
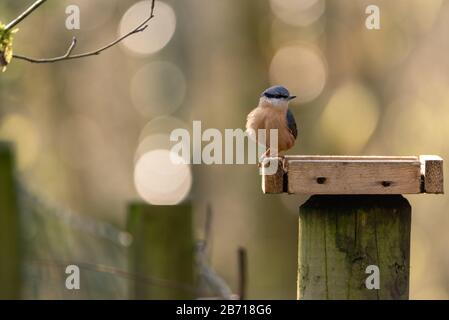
[119,0,176,55]
[319,83,380,152]
[270,45,327,103]
[136,116,190,163]
[135,134,171,163]
[134,149,192,205]
[130,61,186,117]
[269,0,325,27]
[138,116,189,142]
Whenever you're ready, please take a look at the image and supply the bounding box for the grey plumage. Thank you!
[261,85,291,98]
[286,109,298,139]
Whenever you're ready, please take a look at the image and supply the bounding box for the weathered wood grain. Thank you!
[261,157,284,194]
[261,155,444,195]
[420,155,444,194]
[286,155,419,161]
[127,203,195,299]
[288,159,421,194]
[0,142,21,299]
[298,195,411,300]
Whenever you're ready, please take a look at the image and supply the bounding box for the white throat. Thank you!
[261,97,288,110]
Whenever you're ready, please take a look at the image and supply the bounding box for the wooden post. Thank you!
[127,203,195,299]
[0,142,21,299]
[261,155,444,300]
[298,195,411,300]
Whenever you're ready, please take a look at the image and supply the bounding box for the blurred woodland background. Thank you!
[1,0,449,299]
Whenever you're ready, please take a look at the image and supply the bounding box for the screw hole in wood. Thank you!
[381,181,392,187]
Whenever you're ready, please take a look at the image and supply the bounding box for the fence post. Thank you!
[261,155,444,300]
[0,142,21,299]
[127,203,195,299]
[298,195,411,300]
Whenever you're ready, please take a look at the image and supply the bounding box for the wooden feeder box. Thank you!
[261,155,444,300]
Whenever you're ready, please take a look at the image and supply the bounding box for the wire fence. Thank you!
[16,181,237,300]
[18,183,130,299]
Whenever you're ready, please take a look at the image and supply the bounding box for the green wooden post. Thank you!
[0,142,21,299]
[298,195,411,300]
[127,203,195,299]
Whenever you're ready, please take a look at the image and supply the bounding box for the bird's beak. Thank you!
[288,95,297,101]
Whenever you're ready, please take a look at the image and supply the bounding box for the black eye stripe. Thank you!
[264,93,287,99]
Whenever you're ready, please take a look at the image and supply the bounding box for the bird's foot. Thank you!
[258,148,270,167]
[258,153,285,169]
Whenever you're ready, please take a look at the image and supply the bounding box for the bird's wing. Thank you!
[286,109,298,139]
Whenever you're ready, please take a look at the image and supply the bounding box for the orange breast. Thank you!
[246,107,295,153]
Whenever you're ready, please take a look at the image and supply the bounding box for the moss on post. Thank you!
[0,142,21,299]
[298,195,411,300]
[127,203,195,299]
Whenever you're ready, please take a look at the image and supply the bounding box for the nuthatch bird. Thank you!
[246,85,298,157]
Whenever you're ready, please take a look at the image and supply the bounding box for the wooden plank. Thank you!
[0,142,21,299]
[262,155,444,194]
[127,203,195,299]
[261,157,284,194]
[420,155,444,194]
[288,159,421,194]
[298,195,411,300]
[286,155,419,161]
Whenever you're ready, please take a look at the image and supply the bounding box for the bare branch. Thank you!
[5,0,48,31]
[12,0,156,64]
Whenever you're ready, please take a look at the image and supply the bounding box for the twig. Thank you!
[11,0,156,64]
[204,203,213,250]
[197,203,213,254]
[196,245,235,299]
[196,204,237,299]
[5,0,47,31]
[237,247,247,300]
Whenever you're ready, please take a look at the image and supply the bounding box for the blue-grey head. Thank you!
[260,85,296,103]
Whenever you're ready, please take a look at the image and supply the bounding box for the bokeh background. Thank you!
[0,0,448,299]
